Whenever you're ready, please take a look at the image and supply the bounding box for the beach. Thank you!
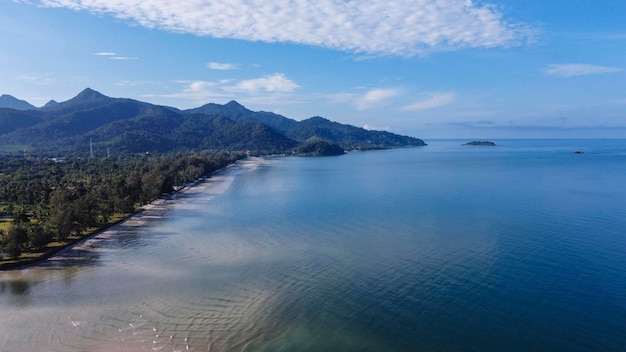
[3,156,268,271]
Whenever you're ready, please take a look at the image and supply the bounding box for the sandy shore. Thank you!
[11,156,269,270]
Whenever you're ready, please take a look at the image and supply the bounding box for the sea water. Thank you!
[1,139,625,351]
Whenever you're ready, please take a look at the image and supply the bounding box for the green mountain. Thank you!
[184,100,299,133]
[0,88,425,156]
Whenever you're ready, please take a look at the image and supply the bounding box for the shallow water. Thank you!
[1,140,626,351]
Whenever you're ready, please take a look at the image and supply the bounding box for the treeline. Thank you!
[0,151,243,260]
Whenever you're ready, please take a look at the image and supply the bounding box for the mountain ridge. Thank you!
[0,94,37,110]
[0,88,426,155]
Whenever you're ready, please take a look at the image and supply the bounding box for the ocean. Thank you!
[1,139,625,351]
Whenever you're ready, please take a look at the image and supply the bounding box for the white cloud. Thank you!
[355,88,400,110]
[207,62,239,70]
[402,92,455,111]
[38,0,532,56]
[228,73,299,93]
[543,64,622,78]
[363,124,391,131]
[185,80,217,94]
[94,52,116,56]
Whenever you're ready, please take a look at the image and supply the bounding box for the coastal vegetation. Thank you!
[0,151,242,268]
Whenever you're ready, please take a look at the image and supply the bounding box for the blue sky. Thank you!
[1,0,625,139]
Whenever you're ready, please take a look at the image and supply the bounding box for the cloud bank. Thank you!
[38,0,532,55]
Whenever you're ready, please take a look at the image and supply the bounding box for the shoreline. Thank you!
[0,156,268,271]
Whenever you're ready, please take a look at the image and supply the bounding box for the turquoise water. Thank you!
[1,139,625,351]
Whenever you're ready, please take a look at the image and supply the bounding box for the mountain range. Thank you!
[0,88,425,156]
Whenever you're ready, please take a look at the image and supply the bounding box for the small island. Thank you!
[463,141,496,146]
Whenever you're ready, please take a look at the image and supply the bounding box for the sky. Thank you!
[1,0,625,139]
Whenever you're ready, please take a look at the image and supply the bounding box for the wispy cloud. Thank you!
[402,92,455,111]
[94,51,138,60]
[611,98,626,105]
[39,0,533,56]
[16,73,56,85]
[355,88,400,110]
[115,80,154,86]
[207,62,239,70]
[543,64,622,78]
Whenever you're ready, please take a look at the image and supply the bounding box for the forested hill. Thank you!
[0,88,425,156]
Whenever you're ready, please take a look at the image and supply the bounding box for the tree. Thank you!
[140,171,165,204]
[27,223,52,251]
[2,224,28,259]
[48,189,77,242]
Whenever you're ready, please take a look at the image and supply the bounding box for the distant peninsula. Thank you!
[463,141,496,146]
